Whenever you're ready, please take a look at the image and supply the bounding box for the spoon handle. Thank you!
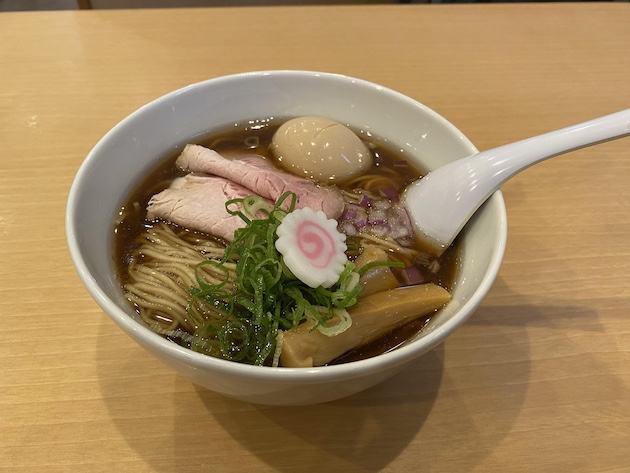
[405,108,630,252]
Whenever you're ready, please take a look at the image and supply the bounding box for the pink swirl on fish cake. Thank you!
[296,221,336,268]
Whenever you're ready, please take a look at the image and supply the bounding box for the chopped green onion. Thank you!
[357,260,405,277]
[188,191,361,366]
[315,308,352,337]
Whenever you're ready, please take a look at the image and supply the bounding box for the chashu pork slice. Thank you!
[146,174,265,242]
[176,144,345,219]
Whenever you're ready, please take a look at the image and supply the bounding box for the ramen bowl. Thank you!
[66,70,507,406]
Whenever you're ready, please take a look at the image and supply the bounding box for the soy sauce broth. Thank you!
[114,118,461,364]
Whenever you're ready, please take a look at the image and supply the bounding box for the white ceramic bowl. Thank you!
[66,71,507,406]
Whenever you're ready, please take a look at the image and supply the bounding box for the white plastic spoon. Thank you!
[403,108,630,254]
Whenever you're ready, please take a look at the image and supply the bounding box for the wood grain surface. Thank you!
[1,4,629,472]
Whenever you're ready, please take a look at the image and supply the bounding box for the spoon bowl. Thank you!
[404,108,630,254]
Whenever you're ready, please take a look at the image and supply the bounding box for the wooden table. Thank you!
[1,3,629,472]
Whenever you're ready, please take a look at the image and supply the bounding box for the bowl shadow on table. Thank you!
[96,327,446,472]
[202,267,608,472]
[93,274,589,473]
[95,270,606,472]
[197,347,445,472]
[199,279,540,473]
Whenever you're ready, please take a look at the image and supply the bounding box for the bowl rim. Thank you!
[66,69,507,383]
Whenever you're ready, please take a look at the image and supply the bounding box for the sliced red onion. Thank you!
[389,225,409,240]
[354,218,368,229]
[379,186,400,202]
[391,204,413,232]
[339,221,358,236]
[372,198,392,210]
[369,224,390,236]
[402,266,425,285]
[395,235,415,248]
[347,202,363,212]
[340,190,416,246]
[341,208,358,221]
[368,208,388,223]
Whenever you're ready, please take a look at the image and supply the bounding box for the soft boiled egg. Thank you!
[271,116,373,184]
